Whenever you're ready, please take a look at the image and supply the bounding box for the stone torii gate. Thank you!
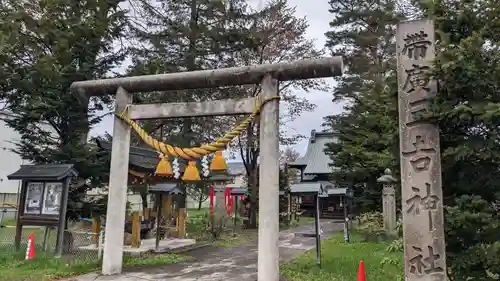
[71,57,343,280]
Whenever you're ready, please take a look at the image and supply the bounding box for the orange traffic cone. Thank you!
[25,232,35,260]
[357,261,366,281]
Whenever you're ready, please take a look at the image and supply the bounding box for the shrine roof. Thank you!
[226,162,246,176]
[95,139,245,176]
[148,183,183,194]
[288,130,337,175]
[230,188,285,196]
[7,164,78,181]
[230,188,248,196]
[289,181,347,197]
[96,139,159,172]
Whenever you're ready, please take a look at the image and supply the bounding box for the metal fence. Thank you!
[0,219,103,263]
[0,192,19,224]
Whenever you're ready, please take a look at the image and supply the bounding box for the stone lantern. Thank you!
[377,168,397,237]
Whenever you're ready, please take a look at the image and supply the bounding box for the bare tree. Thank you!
[228,0,327,228]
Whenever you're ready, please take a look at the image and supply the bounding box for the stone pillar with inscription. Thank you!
[396,19,447,280]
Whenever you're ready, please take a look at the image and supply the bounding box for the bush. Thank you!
[190,212,232,241]
[445,195,500,281]
[380,232,404,280]
[355,212,386,241]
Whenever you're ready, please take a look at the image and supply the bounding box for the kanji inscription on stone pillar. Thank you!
[397,19,447,281]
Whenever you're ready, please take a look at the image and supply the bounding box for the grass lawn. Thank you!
[187,207,209,218]
[0,216,193,281]
[0,247,190,281]
[0,209,317,280]
[281,232,404,281]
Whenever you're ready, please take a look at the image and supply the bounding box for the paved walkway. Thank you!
[68,221,343,281]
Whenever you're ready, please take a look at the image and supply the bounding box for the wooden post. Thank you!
[314,194,321,267]
[177,208,187,238]
[131,212,141,248]
[92,217,101,245]
[55,176,71,256]
[258,74,280,281]
[163,195,172,222]
[14,181,27,251]
[42,227,50,251]
[397,19,447,280]
[155,193,163,251]
[102,87,132,275]
[162,195,173,237]
[143,208,151,220]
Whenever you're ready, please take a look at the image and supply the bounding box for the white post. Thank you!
[258,74,280,281]
[102,87,132,275]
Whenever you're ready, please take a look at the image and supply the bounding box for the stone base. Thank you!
[78,237,196,255]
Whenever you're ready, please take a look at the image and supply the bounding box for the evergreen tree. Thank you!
[0,0,128,216]
[322,0,403,212]
[416,1,500,279]
[324,0,500,278]
[127,0,257,145]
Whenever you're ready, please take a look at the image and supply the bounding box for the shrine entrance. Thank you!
[71,57,343,281]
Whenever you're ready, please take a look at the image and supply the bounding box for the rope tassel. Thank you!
[182,161,201,181]
[155,154,173,177]
[210,151,227,172]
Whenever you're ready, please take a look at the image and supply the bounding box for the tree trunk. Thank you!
[198,196,203,210]
[140,191,148,209]
[248,167,258,228]
[176,0,198,212]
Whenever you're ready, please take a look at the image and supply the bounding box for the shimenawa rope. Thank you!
[115,96,280,160]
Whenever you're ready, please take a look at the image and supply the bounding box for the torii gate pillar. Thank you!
[258,75,280,281]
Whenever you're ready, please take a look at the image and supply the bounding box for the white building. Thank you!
[0,110,25,221]
[0,110,24,195]
[226,162,247,189]
[0,110,61,221]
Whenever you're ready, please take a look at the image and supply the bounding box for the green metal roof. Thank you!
[290,181,347,196]
[288,130,337,175]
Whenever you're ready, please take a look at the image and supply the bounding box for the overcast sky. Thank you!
[89,0,343,157]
